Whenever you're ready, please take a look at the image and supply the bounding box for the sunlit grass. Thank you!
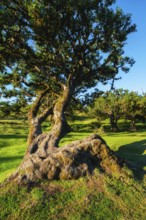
[0,121,28,182]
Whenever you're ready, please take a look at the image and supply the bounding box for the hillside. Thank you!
[0,117,146,219]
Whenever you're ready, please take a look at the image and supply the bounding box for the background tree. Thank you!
[0,0,136,181]
[121,91,135,130]
[90,89,126,131]
[0,95,30,120]
[121,91,145,130]
[139,93,146,122]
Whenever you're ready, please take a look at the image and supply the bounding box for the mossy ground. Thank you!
[0,117,146,219]
[0,170,146,220]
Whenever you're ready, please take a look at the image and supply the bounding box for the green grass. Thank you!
[0,121,28,182]
[0,118,146,219]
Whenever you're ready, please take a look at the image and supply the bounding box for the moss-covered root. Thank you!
[6,134,127,184]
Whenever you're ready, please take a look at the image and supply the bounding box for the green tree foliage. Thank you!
[90,89,146,131]
[0,100,29,119]
[0,0,136,146]
[90,89,126,131]
[139,93,146,119]
[121,91,145,130]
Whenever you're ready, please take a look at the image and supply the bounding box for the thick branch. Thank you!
[29,88,49,119]
[38,106,53,123]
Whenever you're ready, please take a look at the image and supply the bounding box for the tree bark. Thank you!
[24,84,72,160]
[27,118,42,146]
[27,106,53,147]
[110,114,119,132]
[49,85,72,147]
[27,88,50,145]
[129,119,137,131]
[6,134,125,184]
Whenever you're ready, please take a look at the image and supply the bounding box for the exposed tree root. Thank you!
[6,134,126,184]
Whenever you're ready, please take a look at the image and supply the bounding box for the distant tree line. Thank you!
[87,89,146,131]
[1,88,146,133]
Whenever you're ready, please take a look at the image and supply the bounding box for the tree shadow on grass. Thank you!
[106,131,146,137]
[0,135,27,149]
[0,156,23,163]
[116,140,146,180]
[0,156,23,178]
[0,134,27,139]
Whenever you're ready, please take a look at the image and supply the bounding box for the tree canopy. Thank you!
[0,0,137,183]
[0,0,136,101]
[0,0,136,143]
[0,1,137,135]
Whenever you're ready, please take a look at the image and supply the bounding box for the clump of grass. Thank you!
[31,188,44,201]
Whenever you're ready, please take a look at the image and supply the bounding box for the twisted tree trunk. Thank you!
[10,85,72,181]
[6,85,125,184]
[27,88,51,146]
[27,118,42,146]
[27,84,72,153]
[26,106,53,154]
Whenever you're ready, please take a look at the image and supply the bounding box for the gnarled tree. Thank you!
[0,0,136,182]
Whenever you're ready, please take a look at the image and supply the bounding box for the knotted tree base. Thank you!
[8,134,125,184]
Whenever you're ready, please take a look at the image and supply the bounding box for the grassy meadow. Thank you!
[0,116,146,219]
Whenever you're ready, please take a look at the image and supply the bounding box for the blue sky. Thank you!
[99,0,146,94]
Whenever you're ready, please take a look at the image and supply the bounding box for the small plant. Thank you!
[31,188,44,201]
